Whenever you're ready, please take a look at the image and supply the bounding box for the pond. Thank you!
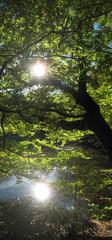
[0,169,90,240]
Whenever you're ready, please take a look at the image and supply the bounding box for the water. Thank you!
[0,175,33,201]
[0,170,89,240]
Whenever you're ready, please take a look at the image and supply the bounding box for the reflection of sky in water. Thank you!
[0,168,63,202]
[0,170,89,222]
[0,175,17,189]
[0,176,33,201]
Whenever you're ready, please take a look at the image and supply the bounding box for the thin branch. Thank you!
[32,77,77,97]
[48,54,80,61]
[0,59,11,77]
[1,112,6,148]
[58,119,88,131]
[39,107,84,119]
[0,31,53,77]
[0,106,33,124]
[0,106,18,114]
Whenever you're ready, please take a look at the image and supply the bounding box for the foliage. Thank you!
[0,0,112,222]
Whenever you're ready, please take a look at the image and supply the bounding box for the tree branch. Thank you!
[0,106,18,114]
[58,119,88,131]
[1,112,6,148]
[32,77,77,97]
[38,107,84,119]
[0,31,54,77]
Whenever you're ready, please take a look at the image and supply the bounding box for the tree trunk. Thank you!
[76,91,112,161]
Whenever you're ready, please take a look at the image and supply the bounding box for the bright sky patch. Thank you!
[33,182,50,201]
[31,62,47,77]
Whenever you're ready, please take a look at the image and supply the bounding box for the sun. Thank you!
[33,182,50,201]
[31,62,47,77]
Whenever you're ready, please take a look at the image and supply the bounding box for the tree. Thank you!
[0,0,112,176]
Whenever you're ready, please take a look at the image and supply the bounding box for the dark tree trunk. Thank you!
[86,109,112,160]
[42,78,112,161]
[76,91,112,160]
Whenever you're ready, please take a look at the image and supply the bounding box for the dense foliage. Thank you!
[0,0,112,222]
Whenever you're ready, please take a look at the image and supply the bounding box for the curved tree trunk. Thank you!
[35,77,112,161]
[76,91,112,160]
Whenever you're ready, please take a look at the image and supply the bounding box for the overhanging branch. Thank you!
[38,107,84,119]
[32,77,77,97]
[58,119,88,131]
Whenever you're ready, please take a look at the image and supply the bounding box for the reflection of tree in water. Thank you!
[0,197,90,240]
[0,161,112,240]
[0,196,112,240]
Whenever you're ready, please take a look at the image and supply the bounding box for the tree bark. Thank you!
[34,77,112,161]
[75,91,112,160]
